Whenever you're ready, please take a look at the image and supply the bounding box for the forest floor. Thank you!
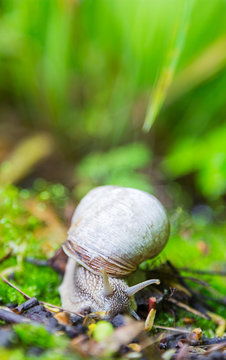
[0,184,225,359]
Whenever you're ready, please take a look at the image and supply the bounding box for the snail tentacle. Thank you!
[126,279,160,297]
[101,269,114,296]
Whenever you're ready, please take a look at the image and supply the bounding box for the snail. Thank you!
[59,185,170,318]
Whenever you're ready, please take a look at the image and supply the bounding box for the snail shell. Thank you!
[63,185,170,277]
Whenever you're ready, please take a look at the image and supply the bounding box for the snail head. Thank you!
[101,269,160,319]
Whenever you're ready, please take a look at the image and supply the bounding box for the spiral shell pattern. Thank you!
[63,186,170,277]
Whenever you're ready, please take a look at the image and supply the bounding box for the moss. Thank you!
[0,183,225,353]
[0,261,61,305]
[34,350,81,360]
[175,310,216,337]
[0,325,75,360]
[0,348,26,360]
[142,210,226,294]
[155,311,175,327]
[0,347,82,360]
[15,263,61,305]
[0,184,64,306]
[0,185,43,260]
[14,323,68,349]
[153,300,219,338]
[154,308,217,338]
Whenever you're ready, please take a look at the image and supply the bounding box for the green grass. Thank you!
[0,0,225,172]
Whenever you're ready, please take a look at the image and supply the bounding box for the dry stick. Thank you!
[40,301,84,317]
[154,325,190,333]
[205,341,226,354]
[0,274,210,321]
[180,276,210,287]
[166,261,212,314]
[0,274,30,300]
[167,297,208,319]
[0,274,84,318]
[176,344,189,360]
[152,285,209,320]
[0,308,30,324]
[0,250,13,264]
[179,268,226,276]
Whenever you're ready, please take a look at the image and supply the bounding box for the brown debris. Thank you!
[175,344,189,360]
[54,311,70,325]
[0,308,30,324]
[0,274,84,318]
[167,297,209,320]
[145,308,156,331]
[207,311,226,337]
[183,317,196,324]
[189,328,203,344]
[1,260,226,359]
[85,319,144,357]
[48,247,68,274]
[14,297,39,314]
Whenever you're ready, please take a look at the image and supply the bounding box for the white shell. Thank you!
[63,186,170,277]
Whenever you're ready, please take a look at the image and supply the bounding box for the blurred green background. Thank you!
[0,0,225,210]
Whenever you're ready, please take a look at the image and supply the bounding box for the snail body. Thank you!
[59,186,170,318]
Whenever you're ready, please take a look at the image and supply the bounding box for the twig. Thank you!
[181,276,210,287]
[154,325,190,333]
[167,297,209,319]
[40,301,84,317]
[0,274,31,300]
[0,274,84,318]
[0,250,13,264]
[205,341,226,354]
[175,344,189,360]
[0,308,30,324]
[166,261,213,312]
[165,260,197,296]
[179,268,226,276]
[207,311,226,337]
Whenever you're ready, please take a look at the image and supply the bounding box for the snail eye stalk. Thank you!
[101,269,114,297]
[130,309,140,320]
[126,279,160,297]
